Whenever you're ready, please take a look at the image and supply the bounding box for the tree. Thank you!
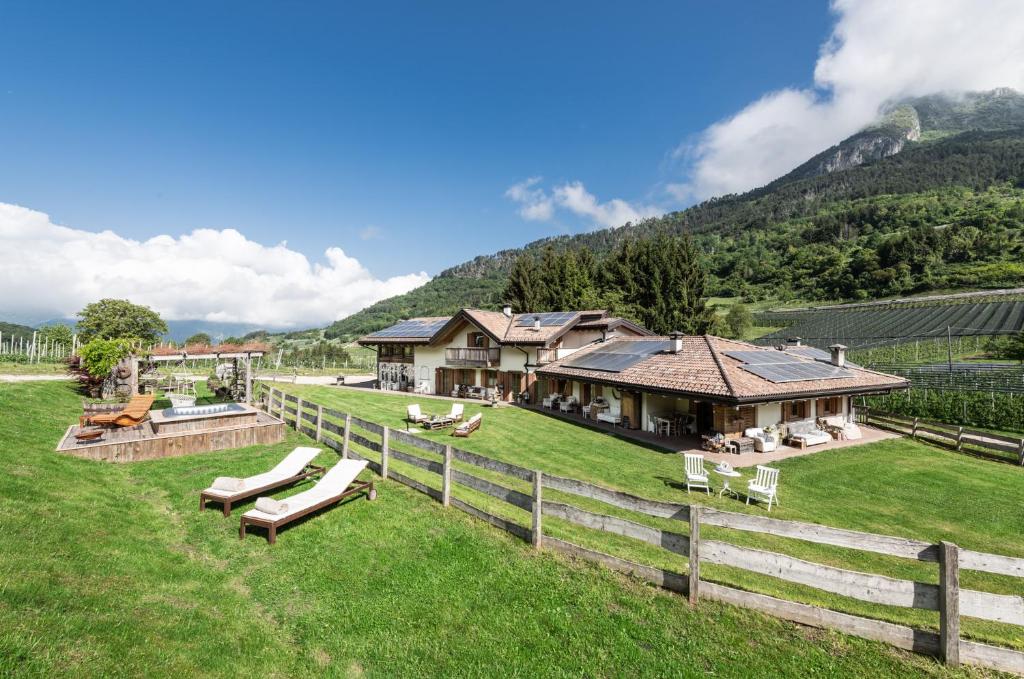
[222,336,243,345]
[504,254,542,312]
[38,323,74,347]
[1007,331,1024,363]
[76,299,168,345]
[185,332,212,346]
[725,303,753,339]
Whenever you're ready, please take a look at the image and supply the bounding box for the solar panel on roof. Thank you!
[742,362,852,383]
[563,340,670,372]
[723,350,793,365]
[783,346,861,369]
[514,311,578,327]
[368,318,448,338]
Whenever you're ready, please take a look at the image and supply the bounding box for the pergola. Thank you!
[130,343,268,403]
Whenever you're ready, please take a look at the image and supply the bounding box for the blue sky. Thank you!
[4,1,1017,327]
[0,1,830,278]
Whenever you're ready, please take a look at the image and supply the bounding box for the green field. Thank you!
[0,381,1019,677]
[275,384,1024,651]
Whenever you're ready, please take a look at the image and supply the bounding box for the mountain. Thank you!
[325,89,1024,340]
[28,318,276,344]
[0,321,35,343]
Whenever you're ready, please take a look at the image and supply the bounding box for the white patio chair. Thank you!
[446,402,464,422]
[406,404,429,424]
[746,465,780,511]
[684,453,710,495]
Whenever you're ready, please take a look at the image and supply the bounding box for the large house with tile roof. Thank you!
[535,335,908,436]
[357,306,652,400]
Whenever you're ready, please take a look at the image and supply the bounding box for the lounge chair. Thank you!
[82,394,155,427]
[684,453,711,494]
[452,412,482,437]
[446,402,464,422]
[239,459,376,544]
[407,403,429,425]
[200,447,324,516]
[746,465,780,511]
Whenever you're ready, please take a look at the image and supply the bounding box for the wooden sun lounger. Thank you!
[82,394,156,427]
[200,446,324,516]
[239,459,376,544]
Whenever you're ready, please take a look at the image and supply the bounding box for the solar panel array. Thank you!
[367,318,449,338]
[743,362,853,383]
[723,348,853,383]
[514,311,578,327]
[563,340,671,373]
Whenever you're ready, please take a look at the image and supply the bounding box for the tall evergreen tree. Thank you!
[504,253,542,312]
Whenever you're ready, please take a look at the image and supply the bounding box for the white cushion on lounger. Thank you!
[203,447,321,498]
[242,459,368,522]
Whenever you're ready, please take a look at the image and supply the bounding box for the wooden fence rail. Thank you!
[254,384,1024,675]
[856,407,1024,465]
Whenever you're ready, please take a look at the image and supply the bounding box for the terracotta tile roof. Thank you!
[359,309,654,346]
[537,335,908,403]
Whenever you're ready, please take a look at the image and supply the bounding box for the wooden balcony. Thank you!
[535,348,558,365]
[445,347,501,367]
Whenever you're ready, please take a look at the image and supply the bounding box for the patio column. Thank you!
[244,355,252,403]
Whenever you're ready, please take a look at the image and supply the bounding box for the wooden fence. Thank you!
[258,384,1024,675]
[856,407,1024,465]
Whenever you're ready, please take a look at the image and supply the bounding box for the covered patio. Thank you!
[526,403,900,468]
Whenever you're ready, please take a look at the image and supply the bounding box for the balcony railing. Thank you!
[535,348,558,365]
[445,347,501,367]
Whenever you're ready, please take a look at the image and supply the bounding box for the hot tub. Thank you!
[151,402,258,434]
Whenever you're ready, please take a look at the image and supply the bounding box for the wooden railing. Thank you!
[855,406,1024,465]
[259,384,1024,675]
[535,348,558,365]
[445,347,500,367]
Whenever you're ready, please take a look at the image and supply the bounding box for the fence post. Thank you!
[956,426,964,452]
[939,541,960,667]
[342,414,351,459]
[315,404,323,442]
[442,445,452,507]
[1017,439,1024,466]
[295,397,303,430]
[912,417,919,438]
[381,426,390,480]
[532,470,543,549]
[689,505,701,604]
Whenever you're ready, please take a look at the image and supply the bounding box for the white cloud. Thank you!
[0,202,430,328]
[505,177,660,228]
[359,225,382,241]
[678,0,1024,200]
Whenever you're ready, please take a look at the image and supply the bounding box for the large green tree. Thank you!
[504,253,542,312]
[38,323,74,346]
[76,299,168,345]
[185,332,212,346]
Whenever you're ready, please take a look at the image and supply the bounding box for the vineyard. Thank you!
[755,298,1024,350]
[861,389,1024,436]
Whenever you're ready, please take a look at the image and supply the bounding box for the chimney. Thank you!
[829,344,847,368]
[669,331,684,354]
[502,303,513,318]
[532,315,541,331]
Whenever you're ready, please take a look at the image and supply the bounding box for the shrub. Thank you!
[77,338,134,379]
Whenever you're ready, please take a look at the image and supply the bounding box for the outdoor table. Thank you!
[422,416,454,431]
[713,467,742,499]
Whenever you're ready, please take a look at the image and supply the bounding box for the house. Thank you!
[534,334,909,436]
[357,306,652,400]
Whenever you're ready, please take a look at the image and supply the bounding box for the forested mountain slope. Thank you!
[326,90,1024,340]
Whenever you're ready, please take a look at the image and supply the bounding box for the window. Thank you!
[817,397,841,417]
[783,400,809,422]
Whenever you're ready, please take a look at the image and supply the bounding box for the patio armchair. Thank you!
[746,465,780,511]
[684,453,711,494]
[406,404,430,425]
[744,427,778,453]
[446,402,465,422]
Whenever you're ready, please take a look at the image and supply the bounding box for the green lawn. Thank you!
[0,360,67,375]
[276,384,1024,651]
[0,380,999,677]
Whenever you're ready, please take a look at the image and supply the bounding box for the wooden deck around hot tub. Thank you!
[57,411,285,462]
